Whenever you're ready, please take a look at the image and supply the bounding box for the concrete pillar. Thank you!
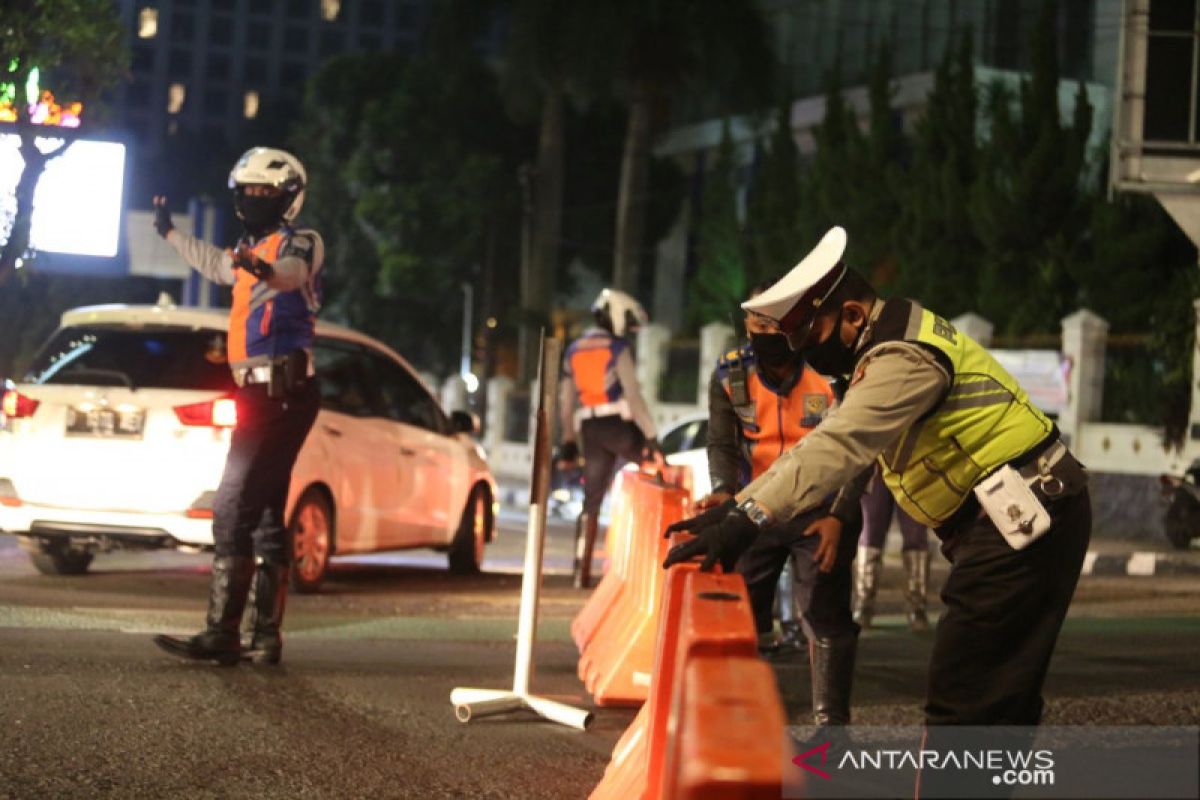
[484,376,514,451]
[636,322,671,406]
[698,322,735,405]
[951,312,994,347]
[1188,299,1200,453]
[1059,309,1109,447]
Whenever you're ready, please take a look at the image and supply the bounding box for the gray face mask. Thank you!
[802,308,862,377]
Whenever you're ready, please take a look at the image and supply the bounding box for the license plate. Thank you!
[66,405,145,438]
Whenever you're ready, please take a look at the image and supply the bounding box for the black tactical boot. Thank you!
[573,512,598,590]
[810,632,858,726]
[242,558,289,665]
[153,555,255,666]
[903,548,932,633]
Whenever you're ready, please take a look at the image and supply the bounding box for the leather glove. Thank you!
[233,242,274,280]
[152,196,174,239]
[661,499,758,572]
[554,441,580,465]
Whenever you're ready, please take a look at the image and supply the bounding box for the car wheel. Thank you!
[29,546,94,576]
[448,485,490,575]
[291,489,334,593]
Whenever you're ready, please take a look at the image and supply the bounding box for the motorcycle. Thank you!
[1160,459,1200,550]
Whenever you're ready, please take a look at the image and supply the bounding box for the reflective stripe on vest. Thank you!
[566,330,626,408]
[874,302,1054,527]
[718,347,834,482]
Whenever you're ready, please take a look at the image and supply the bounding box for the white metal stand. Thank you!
[450,335,594,731]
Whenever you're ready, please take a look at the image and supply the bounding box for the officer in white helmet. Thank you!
[556,288,664,588]
[664,228,1091,762]
[150,147,325,667]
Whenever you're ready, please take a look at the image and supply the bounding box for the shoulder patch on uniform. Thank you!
[281,233,315,262]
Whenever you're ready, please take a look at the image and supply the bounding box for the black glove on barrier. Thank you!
[153,198,174,239]
[661,499,759,572]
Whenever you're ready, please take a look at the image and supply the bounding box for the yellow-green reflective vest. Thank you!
[872,301,1054,527]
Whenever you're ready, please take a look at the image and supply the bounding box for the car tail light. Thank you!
[1,389,39,419]
[174,397,237,428]
[0,478,20,507]
[186,490,218,518]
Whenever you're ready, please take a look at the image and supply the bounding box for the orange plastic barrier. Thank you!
[570,478,635,653]
[662,655,786,799]
[575,471,689,707]
[591,565,783,800]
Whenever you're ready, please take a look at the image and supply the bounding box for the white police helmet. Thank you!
[228,147,307,222]
[592,288,649,337]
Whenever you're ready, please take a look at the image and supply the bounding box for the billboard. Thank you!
[0,134,126,258]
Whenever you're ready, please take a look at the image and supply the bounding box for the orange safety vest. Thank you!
[717,345,834,482]
[564,327,630,408]
[227,227,320,371]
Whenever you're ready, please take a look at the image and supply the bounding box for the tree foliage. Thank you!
[688,122,745,329]
[292,52,526,374]
[0,0,128,283]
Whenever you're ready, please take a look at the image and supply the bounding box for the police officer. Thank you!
[855,464,932,632]
[665,226,1091,731]
[698,276,866,724]
[151,147,324,666]
[556,288,663,589]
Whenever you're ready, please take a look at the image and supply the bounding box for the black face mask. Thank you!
[803,308,862,377]
[750,332,803,370]
[234,191,288,237]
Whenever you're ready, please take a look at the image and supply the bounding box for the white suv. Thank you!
[0,300,496,591]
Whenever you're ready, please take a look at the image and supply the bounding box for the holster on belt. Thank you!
[268,350,309,399]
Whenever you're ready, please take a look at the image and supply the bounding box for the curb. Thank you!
[1081,550,1200,577]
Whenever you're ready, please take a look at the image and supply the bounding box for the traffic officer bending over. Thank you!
[700,276,866,725]
[152,147,324,666]
[665,226,1090,728]
[557,289,663,589]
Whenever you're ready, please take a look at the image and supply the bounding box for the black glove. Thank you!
[152,196,174,239]
[640,437,664,464]
[233,242,274,280]
[554,441,580,464]
[661,499,758,572]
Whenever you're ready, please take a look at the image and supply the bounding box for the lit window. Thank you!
[321,0,340,21]
[243,90,259,119]
[138,8,158,39]
[167,83,186,113]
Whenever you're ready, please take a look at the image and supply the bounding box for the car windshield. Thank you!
[22,325,237,392]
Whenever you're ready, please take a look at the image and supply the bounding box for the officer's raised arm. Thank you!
[153,195,236,285]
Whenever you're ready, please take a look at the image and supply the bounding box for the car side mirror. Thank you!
[449,410,480,436]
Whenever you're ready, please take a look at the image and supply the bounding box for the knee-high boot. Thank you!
[903,548,931,633]
[153,555,255,666]
[852,546,883,629]
[242,558,290,664]
[809,632,858,726]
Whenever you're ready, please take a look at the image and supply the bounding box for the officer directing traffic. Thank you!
[151,147,325,666]
[556,288,663,589]
[664,226,1091,728]
[700,276,865,725]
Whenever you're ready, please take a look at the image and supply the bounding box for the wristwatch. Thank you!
[737,497,771,529]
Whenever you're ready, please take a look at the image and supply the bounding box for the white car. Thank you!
[656,413,711,502]
[0,300,496,592]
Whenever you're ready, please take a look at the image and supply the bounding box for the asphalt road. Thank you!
[1,515,1198,799]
